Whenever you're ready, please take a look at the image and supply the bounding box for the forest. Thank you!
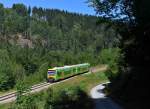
[1,0,149,109]
[0,3,120,91]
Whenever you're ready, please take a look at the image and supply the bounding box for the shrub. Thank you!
[0,50,15,90]
[44,87,93,109]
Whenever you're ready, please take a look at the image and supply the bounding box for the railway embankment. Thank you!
[0,65,108,108]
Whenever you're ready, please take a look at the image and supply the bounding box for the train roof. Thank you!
[48,63,90,70]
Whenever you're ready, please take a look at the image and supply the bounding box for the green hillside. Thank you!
[0,3,120,91]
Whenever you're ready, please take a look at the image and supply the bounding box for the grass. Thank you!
[0,70,109,109]
[51,71,108,94]
[0,88,15,96]
[0,103,14,109]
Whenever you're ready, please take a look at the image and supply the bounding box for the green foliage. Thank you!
[44,88,54,109]
[0,3,4,35]
[12,4,28,16]
[12,95,38,109]
[11,81,38,109]
[98,48,122,82]
[44,87,93,109]
[0,50,15,90]
[99,48,121,73]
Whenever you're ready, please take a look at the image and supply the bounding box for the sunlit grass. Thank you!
[51,71,108,94]
[0,88,15,96]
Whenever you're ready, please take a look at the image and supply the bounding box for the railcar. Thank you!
[47,63,90,82]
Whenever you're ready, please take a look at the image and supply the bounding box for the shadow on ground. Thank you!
[93,97,123,109]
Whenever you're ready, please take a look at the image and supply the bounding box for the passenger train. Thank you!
[47,63,90,82]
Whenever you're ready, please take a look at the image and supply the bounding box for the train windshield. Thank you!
[48,70,55,75]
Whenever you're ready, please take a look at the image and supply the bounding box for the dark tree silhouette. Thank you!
[88,0,150,109]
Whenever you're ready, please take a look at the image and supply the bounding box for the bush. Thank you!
[11,81,38,109]
[0,50,15,90]
[44,87,93,109]
[99,48,122,81]
[99,48,122,73]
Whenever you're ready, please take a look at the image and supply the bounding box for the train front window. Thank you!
[48,70,55,76]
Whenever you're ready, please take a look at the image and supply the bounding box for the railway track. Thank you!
[0,74,82,104]
[0,82,51,104]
